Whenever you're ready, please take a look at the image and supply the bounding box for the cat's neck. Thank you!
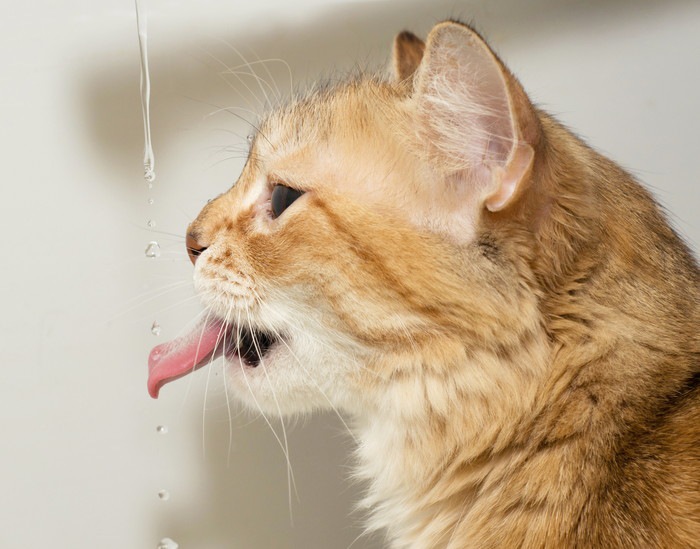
[350,331,553,547]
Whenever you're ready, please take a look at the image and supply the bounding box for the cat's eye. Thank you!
[270,184,304,219]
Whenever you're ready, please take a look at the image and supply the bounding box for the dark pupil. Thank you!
[271,184,303,218]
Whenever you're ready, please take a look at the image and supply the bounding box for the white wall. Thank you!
[0,1,697,547]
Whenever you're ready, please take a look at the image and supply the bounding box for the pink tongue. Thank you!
[148,319,226,399]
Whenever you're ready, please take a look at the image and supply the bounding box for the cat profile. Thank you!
[149,21,700,548]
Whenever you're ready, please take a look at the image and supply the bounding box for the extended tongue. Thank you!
[147,319,226,399]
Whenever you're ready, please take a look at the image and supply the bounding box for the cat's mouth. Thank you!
[147,318,280,398]
[225,325,278,367]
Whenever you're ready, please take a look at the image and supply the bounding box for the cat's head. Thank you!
[148,21,547,417]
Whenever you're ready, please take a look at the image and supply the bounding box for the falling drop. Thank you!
[156,424,168,434]
[158,538,179,549]
[246,133,254,143]
[151,321,161,336]
[147,219,156,228]
[147,197,154,205]
[145,241,161,258]
[158,489,170,501]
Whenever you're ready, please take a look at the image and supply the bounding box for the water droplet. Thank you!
[147,219,156,228]
[147,197,154,205]
[151,321,161,336]
[158,489,170,501]
[144,168,156,182]
[158,538,179,549]
[156,425,168,434]
[145,241,161,258]
[246,133,254,143]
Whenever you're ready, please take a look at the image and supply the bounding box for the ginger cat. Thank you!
[148,21,700,548]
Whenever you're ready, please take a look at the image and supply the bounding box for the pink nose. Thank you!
[185,232,207,266]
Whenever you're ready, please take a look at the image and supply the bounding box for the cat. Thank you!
[148,20,700,548]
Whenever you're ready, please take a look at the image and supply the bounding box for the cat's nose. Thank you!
[186,232,208,266]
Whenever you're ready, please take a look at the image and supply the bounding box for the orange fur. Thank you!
[185,21,699,548]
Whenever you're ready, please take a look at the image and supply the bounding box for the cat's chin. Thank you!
[222,341,354,417]
[223,355,324,417]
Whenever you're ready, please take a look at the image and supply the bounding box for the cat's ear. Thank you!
[414,22,539,212]
[392,31,425,83]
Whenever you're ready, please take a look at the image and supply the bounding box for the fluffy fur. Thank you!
[185,21,699,548]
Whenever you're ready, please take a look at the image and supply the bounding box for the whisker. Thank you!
[214,53,291,100]
[244,50,285,103]
[221,308,235,467]
[216,39,282,107]
[230,308,297,523]
[201,307,231,458]
[177,94,273,148]
[201,46,267,112]
[107,281,193,322]
[244,306,298,524]
[204,104,260,122]
[142,228,186,240]
[129,220,185,239]
[253,296,358,444]
[207,154,254,170]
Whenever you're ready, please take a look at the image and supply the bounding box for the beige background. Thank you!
[0,0,697,547]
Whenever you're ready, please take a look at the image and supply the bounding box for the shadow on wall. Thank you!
[157,407,369,548]
[80,0,690,189]
[80,0,693,547]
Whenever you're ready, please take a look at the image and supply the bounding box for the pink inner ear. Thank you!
[415,23,521,208]
[417,27,515,169]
